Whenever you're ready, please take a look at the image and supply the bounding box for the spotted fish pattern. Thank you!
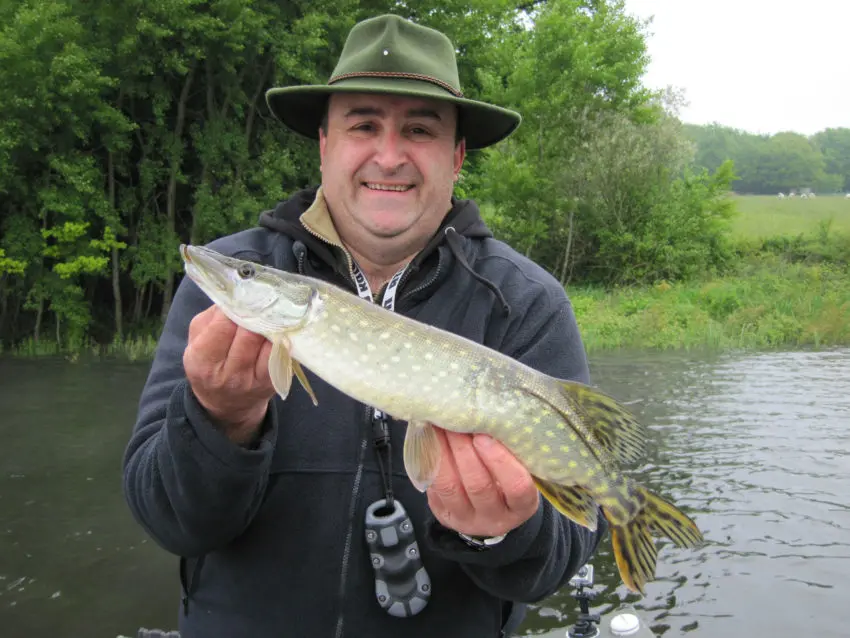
[181,244,705,595]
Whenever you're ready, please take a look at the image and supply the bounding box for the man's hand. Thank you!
[426,428,540,538]
[183,306,276,444]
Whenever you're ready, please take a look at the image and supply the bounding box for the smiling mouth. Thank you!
[363,182,415,192]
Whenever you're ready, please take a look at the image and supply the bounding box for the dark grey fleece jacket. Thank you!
[122,187,607,638]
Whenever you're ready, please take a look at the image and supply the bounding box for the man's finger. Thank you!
[254,338,274,385]
[187,305,218,340]
[447,432,506,516]
[428,429,472,515]
[222,326,268,377]
[186,307,238,368]
[473,434,538,513]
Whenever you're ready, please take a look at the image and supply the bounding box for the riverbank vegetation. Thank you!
[572,239,850,352]
[1,0,848,359]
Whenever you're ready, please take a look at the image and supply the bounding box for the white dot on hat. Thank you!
[383,49,389,55]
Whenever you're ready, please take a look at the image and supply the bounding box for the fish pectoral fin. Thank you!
[269,338,293,400]
[292,360,318,406]
[269,338,318,406]
[403,420,441,492]
[554,380,648,465]
[532,477,599,532]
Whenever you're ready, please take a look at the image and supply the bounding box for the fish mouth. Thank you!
[180,244,230,294]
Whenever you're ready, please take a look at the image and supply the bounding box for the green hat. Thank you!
[265,14,521,150]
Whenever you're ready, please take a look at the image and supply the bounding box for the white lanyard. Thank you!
[351,260,408,421]
[350,261,408,312]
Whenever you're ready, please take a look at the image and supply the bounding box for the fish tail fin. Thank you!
[609,488,703,595]
[610,518,657,595]
[638,488,704,548]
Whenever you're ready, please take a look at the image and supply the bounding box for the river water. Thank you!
[1,347,848,637]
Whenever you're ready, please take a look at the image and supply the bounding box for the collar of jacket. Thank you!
[257,185,497,302]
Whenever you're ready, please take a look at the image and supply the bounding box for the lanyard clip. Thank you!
[372,409,391,449]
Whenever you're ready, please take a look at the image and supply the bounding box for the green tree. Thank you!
[813,127,850,192]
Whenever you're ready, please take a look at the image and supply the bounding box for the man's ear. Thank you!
[453,137,466,178]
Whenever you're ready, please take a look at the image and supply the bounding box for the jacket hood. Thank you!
[257,186,493,271]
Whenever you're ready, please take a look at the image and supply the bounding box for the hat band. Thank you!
[328,71,464,98]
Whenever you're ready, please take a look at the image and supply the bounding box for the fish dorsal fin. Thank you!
[554,380,647,465]
[533,477,598,532]
[518,379,646,466]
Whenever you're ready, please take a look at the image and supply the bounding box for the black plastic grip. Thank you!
[364,498,431,617]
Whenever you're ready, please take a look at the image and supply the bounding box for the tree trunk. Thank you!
[559,209,575,286]
[145,283,155,319]
[245,58,272,145]
[107,146,123,341]
[160,64,196,323]
[111,246,123,340]
[0,279,7,338]
[10,296,21,344]
[133,282,144,324]
[34,299,44,344]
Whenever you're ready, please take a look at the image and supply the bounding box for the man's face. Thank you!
[319,92,465,249]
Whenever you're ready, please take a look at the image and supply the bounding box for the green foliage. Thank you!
[0,249,27,276]
[813,128,850,191]
[685,123,850,195]
[2,0,846,355]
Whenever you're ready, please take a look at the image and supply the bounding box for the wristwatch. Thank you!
[457,532,507,549]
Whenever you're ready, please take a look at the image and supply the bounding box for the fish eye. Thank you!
[237,263,256,279]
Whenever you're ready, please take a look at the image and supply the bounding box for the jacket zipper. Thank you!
[299,220,358,290]
[298,220,371,637]
[334,424,369,638]
[400,256,443,306]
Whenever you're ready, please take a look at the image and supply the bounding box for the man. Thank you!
[123,14,606,638]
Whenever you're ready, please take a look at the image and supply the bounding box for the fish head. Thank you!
[180,244,317,337]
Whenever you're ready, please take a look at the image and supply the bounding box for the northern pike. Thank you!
[179,243,703,594]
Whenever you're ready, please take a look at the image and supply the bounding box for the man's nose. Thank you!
[374,128,408,170]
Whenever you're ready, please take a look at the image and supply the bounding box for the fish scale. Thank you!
[180,243,705,595]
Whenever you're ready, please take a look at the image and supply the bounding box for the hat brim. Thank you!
[265,77,521,150]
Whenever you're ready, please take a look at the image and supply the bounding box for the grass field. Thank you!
[570,258,850,353]
[730,194,850,239]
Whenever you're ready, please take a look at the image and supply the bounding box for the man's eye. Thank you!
[408,126,434,138]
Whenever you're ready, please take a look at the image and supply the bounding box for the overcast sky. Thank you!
[622,0,848,136]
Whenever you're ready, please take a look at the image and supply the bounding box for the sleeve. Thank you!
[121,273,280,558]
[425,287,608,603]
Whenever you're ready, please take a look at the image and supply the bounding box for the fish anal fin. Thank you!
[269,338,293,400]
[532,476,598,532]
[553,380,648,465]
[292,359,318,406]
[403,420,441,492]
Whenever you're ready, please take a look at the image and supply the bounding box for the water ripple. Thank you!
[522,347,850,637]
